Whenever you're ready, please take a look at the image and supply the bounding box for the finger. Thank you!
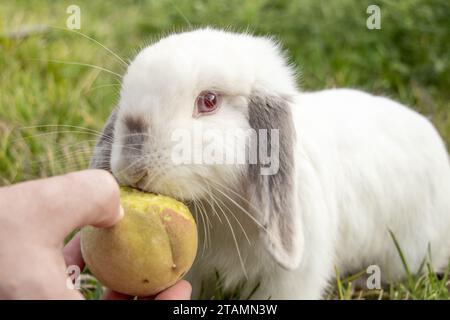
[63,233,85,270]
[0,247,85,300]
[154,280,192,300]
[102,288,134,300]
[4,169,123,242]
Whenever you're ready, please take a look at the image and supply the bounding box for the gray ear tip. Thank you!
[271,249,301,270]
[264,236,302,270]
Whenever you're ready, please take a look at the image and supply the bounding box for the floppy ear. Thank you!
[247,92,304,270]
[89,107,118,171]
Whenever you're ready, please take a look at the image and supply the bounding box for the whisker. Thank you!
[193,194,208,256]
[28,148,93,169]
[193,202,207,257]
[199,176,265,230]
[16,129,155,154]
[168,0,193,28]
[119,132,153,138]
[112,156,145,180]
[192,180,249,278]
[94,143,146,153]
[50,26,129,68]
[18,124,104,136]
[195,181,251,245]
[89,83,122,92]
[13,130,109,143]
[30,58,123,79]
[215,194,249,279]
[27,138,98,156]
[180,190,207,257]
[184,186,209,256]
[207,177,261,214]
[196,193,213,230]
[208,186,251,246]
[202,183,223,224]
[191,191,209,255]
[197,193,212,250]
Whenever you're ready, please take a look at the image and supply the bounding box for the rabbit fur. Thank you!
[90,28,450,299]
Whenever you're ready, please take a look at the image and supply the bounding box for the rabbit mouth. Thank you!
[128,171,194,201]
[133,171,150,189]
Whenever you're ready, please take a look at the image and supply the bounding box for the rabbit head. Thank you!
[91,28,303,269]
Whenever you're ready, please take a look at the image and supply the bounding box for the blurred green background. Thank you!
[1,0,449,184]
[0,0,449,299]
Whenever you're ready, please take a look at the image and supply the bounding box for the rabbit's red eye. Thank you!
[194,91,219,117]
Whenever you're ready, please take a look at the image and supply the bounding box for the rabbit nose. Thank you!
[115,163,149,187]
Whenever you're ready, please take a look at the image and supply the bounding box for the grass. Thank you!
[329,232,450,300]
[0,0,449,299]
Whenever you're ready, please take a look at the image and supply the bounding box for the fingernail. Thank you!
[119,205,125,219]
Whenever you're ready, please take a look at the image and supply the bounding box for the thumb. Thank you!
[4,169,123,243]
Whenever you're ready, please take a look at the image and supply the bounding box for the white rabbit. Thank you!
[90,28,450,299]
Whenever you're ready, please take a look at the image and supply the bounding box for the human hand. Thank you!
[0,169,191,300]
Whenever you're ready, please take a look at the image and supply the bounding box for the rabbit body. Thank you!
[187,88,450,299]
[90,29,450,299]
